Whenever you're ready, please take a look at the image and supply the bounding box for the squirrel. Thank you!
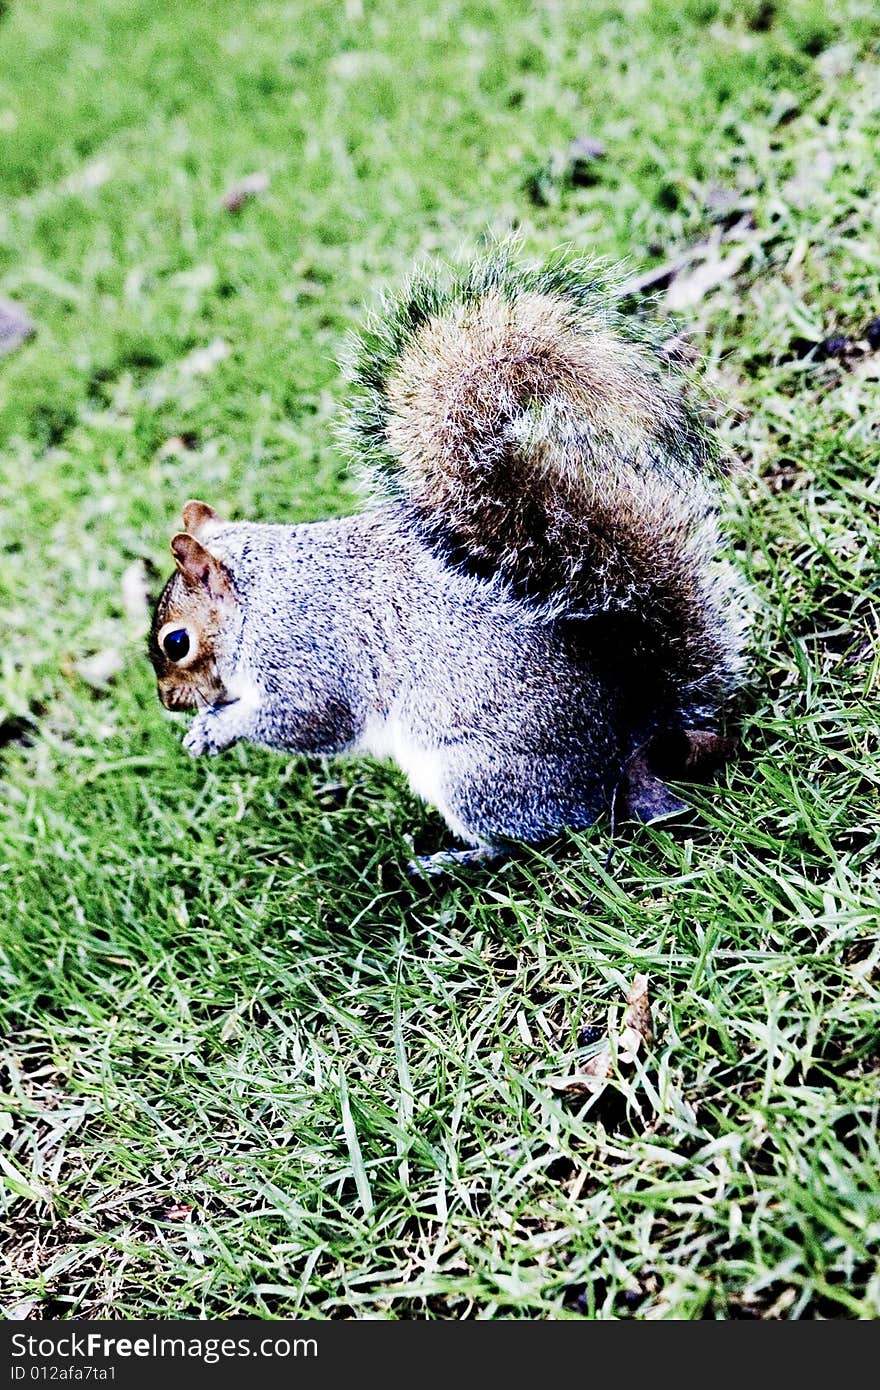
[149,247,746,874]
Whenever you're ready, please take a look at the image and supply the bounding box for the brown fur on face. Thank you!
[148,505,235,712]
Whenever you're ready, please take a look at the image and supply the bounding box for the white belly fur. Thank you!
[359,713,475,843]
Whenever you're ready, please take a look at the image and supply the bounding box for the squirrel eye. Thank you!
[162,627,191,662]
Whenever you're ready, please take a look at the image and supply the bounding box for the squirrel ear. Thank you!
[182,499,219,536]
[170,533,233,600]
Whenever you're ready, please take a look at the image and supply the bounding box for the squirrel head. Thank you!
[148,501,238,712]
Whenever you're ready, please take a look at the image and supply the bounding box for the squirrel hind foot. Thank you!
[619,753,690,825]
[407,844,510,882]
[617,727,737,826]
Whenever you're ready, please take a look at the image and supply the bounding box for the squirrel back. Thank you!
[344,247,744,724]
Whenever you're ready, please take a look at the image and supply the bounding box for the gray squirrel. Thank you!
[149,248,746,873]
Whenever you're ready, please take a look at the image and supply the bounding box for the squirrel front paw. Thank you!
[183,707,240,757]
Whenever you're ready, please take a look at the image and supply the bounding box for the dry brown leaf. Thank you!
[222,172,269,212]
[620,255,694,299]
[548,975,652,1096]
[664,242,752,311]
[622,972,653,1047]
[159,1203,194,1221]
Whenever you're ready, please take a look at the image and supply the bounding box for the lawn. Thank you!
[1,0,879,1319]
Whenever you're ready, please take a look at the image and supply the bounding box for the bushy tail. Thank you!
[343,246,745,718]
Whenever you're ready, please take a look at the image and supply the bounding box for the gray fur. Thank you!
[178,507,628,849]
[149,254,749,860]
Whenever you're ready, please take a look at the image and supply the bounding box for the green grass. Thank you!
[1,0,879,1319]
